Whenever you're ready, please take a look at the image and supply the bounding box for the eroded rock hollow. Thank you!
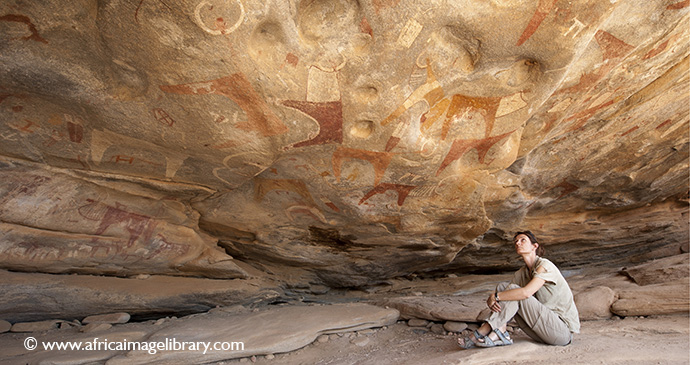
[0,0,688,307]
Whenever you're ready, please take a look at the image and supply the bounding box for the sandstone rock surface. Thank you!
[10,320,62,333]
[376,295,488,322]
[574,286,617,320]
[0,7,687,363]
[83,312,131,325]
[107,303,399,364]
[81,323,114,333]
[622,254,690,286]
[407,318,429,327]
[0,269,281,322]
[0,320,10,333]
[0,0,685,288]
[443,321,467,333]
[611,279,690,317]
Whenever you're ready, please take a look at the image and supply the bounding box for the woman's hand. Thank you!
[487,293,502,313]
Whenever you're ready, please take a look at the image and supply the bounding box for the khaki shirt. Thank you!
[510,257,581,333]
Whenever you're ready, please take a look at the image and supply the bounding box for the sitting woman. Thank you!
[458,231,580,348]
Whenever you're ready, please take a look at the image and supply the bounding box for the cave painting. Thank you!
[382,60,525,172]
[621,126,639,137]
[656,119,673,130]
[384,120,409,152]
[564,98,615,132]
[360,17,373,38]
[89,129,186,178]
[282,61,346,149]
[2,232,186,263]
[594,30,634,61]
[320,197,341,212]
[144,234,190,260]
[286,205,327,223]
[285,53,299,68]
[359,183,416,206]
[0,175,52,210]
[65,115,84,143]
[254,178,328,223]
[667,0,689,10]
[282,100,343,148]
[397,18,423,48]
[381,63,444,127]
[436,131,515,176]
[193,0,245,36]
[78,199,158,248]
[282,0,375,149]
[643,39,671,60]
[152,108,175,127]
[212,151,274,188]
[0,14,48,44]
[11,119,38,134]
[7,241,61,261]
[160,73,288,137]
[553,180,579,200]
[42,128,65,148]
[254,177,317,207]
[440,95,502,140]
[554,30,634,132]
[382,61,524,142]
[108,154,160,167]
[516,0,557,46]
[332,147,394,186]
[564,18,586,39]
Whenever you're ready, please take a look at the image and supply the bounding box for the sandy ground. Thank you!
[1,304,688,365]
[2,268,688,364]
[229,315,690,365]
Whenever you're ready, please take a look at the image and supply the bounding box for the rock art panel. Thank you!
[332,147,393,186]
[0,14,48,44]
[437,131,515,175]
[516,0,557,46]
[193,0,245,36]
[0,0,687,288]
[0,160,246,278]
[283,100,343,148]
[359,183,416,206]
[160,74,288,137]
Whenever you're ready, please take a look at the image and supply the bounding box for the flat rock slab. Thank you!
[107,303,399,364]
[81,323,114,333]
[83,313,130,325]
[0,269,281,323]
[622,254,690,286]
[10,320,62,333]
[374,295,487,323]
[2,329,151,364]
[611,278,690,317]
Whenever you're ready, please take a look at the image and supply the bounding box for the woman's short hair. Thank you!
[514,230,545,256]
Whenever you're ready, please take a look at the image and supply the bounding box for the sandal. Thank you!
[457,330,485,349]
[475,329,513,348]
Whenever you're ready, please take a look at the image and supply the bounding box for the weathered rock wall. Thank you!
[0,0,688,287]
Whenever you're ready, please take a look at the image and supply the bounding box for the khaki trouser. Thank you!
[487,282,572,346]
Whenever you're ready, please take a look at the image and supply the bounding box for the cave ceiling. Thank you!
[0,0,688,287]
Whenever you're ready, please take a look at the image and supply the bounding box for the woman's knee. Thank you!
[496,282,521,291]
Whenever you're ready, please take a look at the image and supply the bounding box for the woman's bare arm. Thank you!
[487,266,547,312]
